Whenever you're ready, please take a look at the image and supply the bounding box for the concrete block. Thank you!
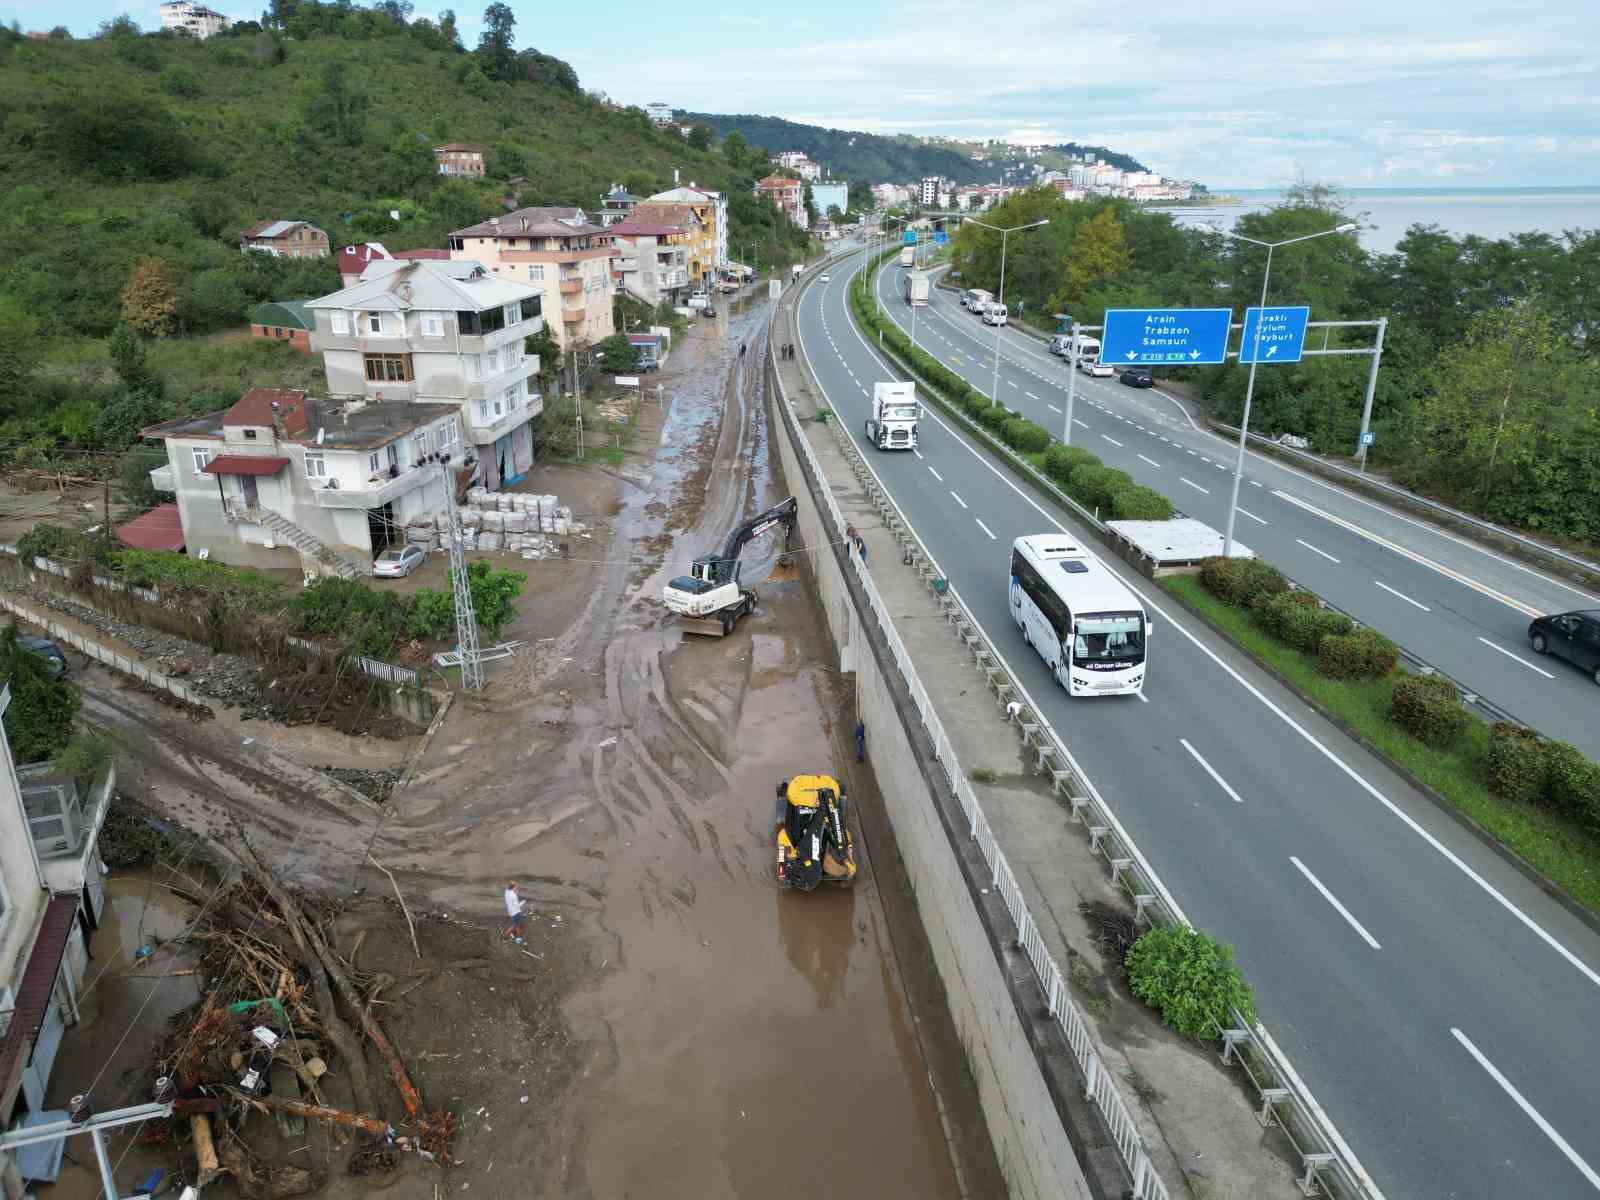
[504,512,527,534]
[497,494,514,513]
[479,532,502,551]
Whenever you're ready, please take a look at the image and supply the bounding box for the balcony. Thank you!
[561,305,586,324]
[21,759,115,892]
[466,397,539,444]
[314,466,436,509]
[150,464,176,492]
[559,278,584,295]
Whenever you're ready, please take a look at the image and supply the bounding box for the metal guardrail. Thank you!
[789,256,1386,1200]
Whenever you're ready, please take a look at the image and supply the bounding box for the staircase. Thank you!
[230,505,365,580]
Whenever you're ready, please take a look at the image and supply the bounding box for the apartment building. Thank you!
[448,208,617,349]
[144,388,468,575]
[647,184,729,272]
[240,220,331,259]
[433,143,488,178]
[338,243,451,287]
[158,0,229,37]
[308,259,545,491]
[774,151,822,181]
[629,203,710,287]
[608,221,689,306]
[645,102,674,125]
[754,176,807,230]
[598,184,642,228]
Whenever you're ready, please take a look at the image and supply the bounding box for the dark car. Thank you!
[1528,610,1600,685]
[16,634,68,677]
[1120,367,1154,388]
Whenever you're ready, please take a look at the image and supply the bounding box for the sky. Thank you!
[38,0,1600,187]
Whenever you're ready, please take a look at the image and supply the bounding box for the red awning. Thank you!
[202,455,289,477]
[115,503,186,553]
[0,895,79,1092]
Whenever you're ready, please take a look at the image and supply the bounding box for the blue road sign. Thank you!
[1102,308,1233,366]
[934,231,949,244]
[903,231,918,244]
[1238,305,1311,364]
[1360,431,1376,446]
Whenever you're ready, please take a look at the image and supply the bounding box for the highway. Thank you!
[867,256,1600,759]
[795,255,1600,1200]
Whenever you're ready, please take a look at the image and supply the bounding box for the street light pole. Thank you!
[965,217,1049,405]
[1221,222,1357,557]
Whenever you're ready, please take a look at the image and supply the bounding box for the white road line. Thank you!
[1101,435,1124,447]
[975,518,997,541]
[1136,692,1149,703]
[950,490,968,509]
[1290,856,1382,950]
[1451,1028,1600,1192]
[1477,636,1555,679]
[1047,403,1062,413]
[1074,419,1090,430]
[1249,480,1263,487]
[1187,449,1199,456]
[1180,477,1210,494]
[1007,380,1019,388]
[835,261,1600,1008]
[1236,507,1268,526]
[1026,391,1040,400]
[928,465,944,482]
[1138,454,1163,469]
[1296,538,1341,564]
[1375,580,1430,611]
[1179,738,1244,803]
[1272,490,1546,620]
[913,448,925,460]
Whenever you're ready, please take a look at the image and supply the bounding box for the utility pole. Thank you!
[439,462,484,691]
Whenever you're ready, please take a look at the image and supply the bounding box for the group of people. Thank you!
[779,343,797,361]
[843,524,868,565]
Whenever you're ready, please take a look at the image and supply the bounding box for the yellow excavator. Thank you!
[774,774,857,891]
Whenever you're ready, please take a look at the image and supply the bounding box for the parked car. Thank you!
[1083,360,1114,378]
[1528,610,1600,685]
[373,544,428,578]
[1120,367,1154,388]
[1048,335,1070,357]
[16,634,68,677]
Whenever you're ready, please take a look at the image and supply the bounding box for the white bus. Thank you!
[1009,535,1147,696]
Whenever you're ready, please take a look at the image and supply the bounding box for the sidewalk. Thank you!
[773,286,1302,1200]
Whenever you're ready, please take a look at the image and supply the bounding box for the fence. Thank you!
[782,252,1384,1200]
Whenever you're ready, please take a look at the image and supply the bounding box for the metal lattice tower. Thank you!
[440,463,485,691]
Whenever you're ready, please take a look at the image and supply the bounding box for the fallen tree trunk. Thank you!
[239,1093,391,1137]
[191,1114,221,1190]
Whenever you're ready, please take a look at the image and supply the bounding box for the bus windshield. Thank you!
[1073,613,1144,664]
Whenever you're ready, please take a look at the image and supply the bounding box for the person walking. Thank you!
[503,881,527,945]
[854,719,866,763]
[855,533,868,565]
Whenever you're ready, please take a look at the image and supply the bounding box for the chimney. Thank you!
[673,168,680,186]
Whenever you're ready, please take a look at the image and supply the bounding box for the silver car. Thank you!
[373,544,427,578]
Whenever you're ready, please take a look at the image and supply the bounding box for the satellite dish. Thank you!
[315,427,325,445]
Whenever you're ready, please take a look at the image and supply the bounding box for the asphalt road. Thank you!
[864,257,1600,758]
[796,253,1600,1200]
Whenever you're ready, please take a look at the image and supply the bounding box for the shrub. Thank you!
[1124,925,1256,1041]
[1197,556,1287,609]
[1069,464,1134,512]
[1003,418,1050,454]
[1299,608,1355,654]
[1111,484,1175,521]
[1486,723,1548,803]
[1319,628,1399,679]
[404,589,455,640]
[1389,674,1468,747]
[976,403,1010,434]
[1042,443,1099,486]
[1543,742,1600,830]
[1255,592,1322,651]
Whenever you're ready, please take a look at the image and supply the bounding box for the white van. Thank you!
[983,303,1008,326]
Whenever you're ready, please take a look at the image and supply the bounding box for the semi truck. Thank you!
[864,381,922,450]
[900,271,930,306]
[899,245,915,267]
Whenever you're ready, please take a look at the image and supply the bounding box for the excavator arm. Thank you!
[690,497,799,586]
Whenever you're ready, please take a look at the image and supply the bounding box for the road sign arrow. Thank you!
[1126,350,1138,361]
[1189,349,1201,359]
[1266,345,1278,358]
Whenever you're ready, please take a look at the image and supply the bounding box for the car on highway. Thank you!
[819,273,830,283]
[1048,334,1070,356]
[1081,359,1114,378]
[1528,610,1600,684]
[1119,367,1154,388]
[373,544,427,578]
[16,634,68,676]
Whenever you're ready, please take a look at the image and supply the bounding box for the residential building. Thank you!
[919,176,940,207]
[308,259,545,490]
[775,151,822,181]
[872,182,912,208]
[250,300,314,354]
[645,102,674,125]
[240,220,331,260]
[754,176,807,230]
[448,208,617,349]
[158,0,229,37]
[630,203,711,286]
[1,681,114,1174]
[433,143,488,178]
[598,184,642,228]
[338,243,451,287]
[648,184,729,271]
[143,388,468,575]
[608,222,690,306]
[810,181,849,221]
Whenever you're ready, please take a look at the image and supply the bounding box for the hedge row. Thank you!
[1487,722,1600,831]
[848,259,1175,523]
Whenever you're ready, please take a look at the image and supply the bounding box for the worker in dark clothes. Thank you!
[855,719,866,763]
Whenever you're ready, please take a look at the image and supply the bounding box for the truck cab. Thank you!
[866,381,921,450]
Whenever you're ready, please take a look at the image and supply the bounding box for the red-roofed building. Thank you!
[338,243,452,287]
[433,142,488,177]
[115,502,186,552]
[607,220,690,305]
[754,176,807,230]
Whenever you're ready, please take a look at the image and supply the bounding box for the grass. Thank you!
[1163,574,1600,914]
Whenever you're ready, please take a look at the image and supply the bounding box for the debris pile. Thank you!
[144,850,456,1197]
[250,667,417,738]
[403,490,587,560]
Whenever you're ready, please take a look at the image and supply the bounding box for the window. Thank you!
[528,265,545,282]
[366,311,393,336]
[420,314,445,338]
[330,311,349,336]
[364,354,413,383]
[465,353,481,381]
[443,419,459,446]
[191,447,212,473]
[457,307,508,337]
[475,399,490,424]
[504,302,522,325]
[412,433,429,462]
[368,451,381,474]
[492,392,504,418]
[304,451,327,480]
[507,379,522,407]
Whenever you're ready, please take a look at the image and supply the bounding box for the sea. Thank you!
[1160,187,1600,255]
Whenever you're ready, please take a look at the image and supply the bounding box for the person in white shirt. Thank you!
[504,881,526,944]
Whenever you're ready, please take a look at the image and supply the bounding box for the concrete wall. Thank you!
[765,356,1106,1200]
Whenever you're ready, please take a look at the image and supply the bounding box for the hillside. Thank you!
[681,112,1151,184]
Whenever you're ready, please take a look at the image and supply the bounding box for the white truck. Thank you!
[901,271,929,307]
[966,288,993,315]
[982,302,1008,326]
[1070,333,1101,366]
[899,245,915,267]
[865,381,921,450]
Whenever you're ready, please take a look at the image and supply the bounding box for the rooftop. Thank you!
[452,206,598,238]
[143,396,462,452]
[608,221,686,238]
[308,258,538,313]
[252,299,313,330]
[243,219,316,240]
[434,142,488,153]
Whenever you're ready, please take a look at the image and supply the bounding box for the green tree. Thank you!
[97,14,141,37]
[686,123,712,151]
[161,65,201,97]
[107,325,156,391]
[467,560,525,638]
[1058,208,1129,308]
[47,95,193,180]
[95,387,164,449]
[0,624,82,763]
[438,9,461,48]
[723,130,748,168]
[120,256,178,336]
[119,447,169,516]
[802,181,818,229]
[476,1,516,81]
[305,60,368,146]
[594,333,640,373]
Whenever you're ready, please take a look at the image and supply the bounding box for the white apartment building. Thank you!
[919,176,941,206]
[645,102,674,125]
[145,388,469,575]
[650,184,730,269]
[608,221,690,306]
[158,0,230,37]
[449,208,617,350]
[775,151,822,181]
[308,260,544,492]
